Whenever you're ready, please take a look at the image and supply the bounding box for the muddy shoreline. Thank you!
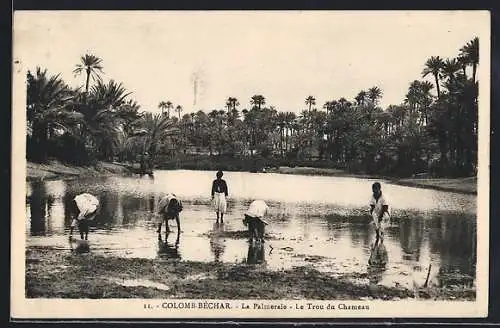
[266,167,477,195]
[26,246,475,300]
[26,161,133,182]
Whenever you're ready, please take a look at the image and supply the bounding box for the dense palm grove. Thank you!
[26,37,478,178]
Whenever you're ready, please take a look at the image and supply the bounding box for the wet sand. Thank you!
[26,245,475,300]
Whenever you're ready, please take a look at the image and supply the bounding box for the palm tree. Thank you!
[27,67,84,161]
[305,96,316,112]
[323,101,332,114]
[276,112,287,156]
[457,55,468,78]
[368,87,383,106]
[89,80,131,109]
[250,95,266,110]
[284,111,297,152]
[165,101,173,118]
[86,108,123,161]
[226,97,240,114]
[355,91,367,106]
[158,101,168,115]
[175,105,183,120]
[73,54,104,95]
[442,58,461,81]
[460,37,479,83]
[127,112,179,168]
[422,56,444,99]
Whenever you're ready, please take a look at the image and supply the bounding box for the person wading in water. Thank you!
[211,170,228,224]
[369,182,390,244]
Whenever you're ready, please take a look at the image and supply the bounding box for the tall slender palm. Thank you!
[284,111,297,152]
[226,97,240,114]
[422,56,444,99]
[305,96,316,112]
[165,101,173,118]
[276,112,287,156]
[460,37,479,83]
[158,101,168,115]
[73,54,104,95]
[175,105,183,120]
[250,95,266,110]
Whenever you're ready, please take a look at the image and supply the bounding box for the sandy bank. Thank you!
[26,161,132,181]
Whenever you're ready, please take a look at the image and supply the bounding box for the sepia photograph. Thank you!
[11,10,490,319]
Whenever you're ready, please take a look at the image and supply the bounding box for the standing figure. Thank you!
[211,170,228,224]
[369,182,390,243]
[243,200,269,243]
[69,193,100,240]
[157,193,183,236]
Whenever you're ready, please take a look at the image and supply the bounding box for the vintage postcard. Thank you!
[11,10,490,320]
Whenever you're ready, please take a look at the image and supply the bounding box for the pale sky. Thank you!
[13,11,489,114]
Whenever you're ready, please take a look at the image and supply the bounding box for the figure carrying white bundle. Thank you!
[243,200,269,243]
[157,193,183,235]
[69,193,100,240]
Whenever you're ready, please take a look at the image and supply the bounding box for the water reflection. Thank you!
[246,241,266,265]
[210,222,226,262]
[367,241,388,284]
[399,218,424,262]
[157,231,181,260]
[70,239,90,254]
[28,180,50,236]
[25,172,477,289]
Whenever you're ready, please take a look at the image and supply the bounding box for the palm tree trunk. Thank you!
[434,73,441,99]
[85,68,91,94]
[284,127,288,154]
[33,123,49,162]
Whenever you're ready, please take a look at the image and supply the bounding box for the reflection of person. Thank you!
[246,240,266,265]
[157,231,181,260]
[69,193,100,240]
[211,170,228,224]
[369,182,390,243]
[209,222,226,262]
[157,193,183,236]
[243,200,269,242]
[367,241,388,284]
[69,238,90,254]
[139,152,154,178]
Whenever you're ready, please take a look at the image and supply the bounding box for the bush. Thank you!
[27,134,94,166]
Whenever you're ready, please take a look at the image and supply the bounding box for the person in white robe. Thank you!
[69,193,100,240]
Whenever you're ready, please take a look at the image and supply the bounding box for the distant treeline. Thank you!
[27,38,478,178]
